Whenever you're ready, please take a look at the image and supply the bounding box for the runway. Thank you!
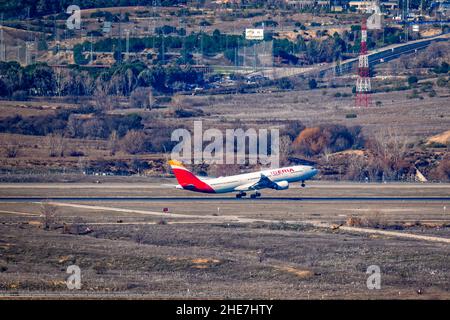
[1,196,449,202]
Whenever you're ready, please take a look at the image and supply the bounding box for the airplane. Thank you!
[168,160,318,198]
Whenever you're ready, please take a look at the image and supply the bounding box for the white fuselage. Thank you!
[200,165,318,193]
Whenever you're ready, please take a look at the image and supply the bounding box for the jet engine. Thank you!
[273,180,289,190]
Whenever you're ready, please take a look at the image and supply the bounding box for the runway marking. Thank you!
[0,210,38,216]
[43,202,284,225]
[310,221,450,244]
[42,202,450,244]
[44,202,194,219]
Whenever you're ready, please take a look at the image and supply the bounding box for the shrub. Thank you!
[407,75,418,86]
[346,113,357,119]
[69,150,85,157]
[436,77,448,87]
[92,261,108,274]
[5,140,19,158]
[277,77,294,90]
[173,107,204,118]
[292,124,363,156]
[282,121,306,141]
[0,262,7,273]
[308,79,317,89]
[430,158,450,181]
[11,90,29,101]
[427,142,447,148]
[120,130,149,155]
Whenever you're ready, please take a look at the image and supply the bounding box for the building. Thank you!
[349,0,376,12]
[381,0,398,10]
[286,0,316,8]
[438,2,450,15]
[331,5,344,11]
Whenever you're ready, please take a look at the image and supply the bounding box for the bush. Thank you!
[308,79,317,90]
[69,150,85,157]
[436,77,448,87]
[282,121,305,141]
[428,142,447,148]
[431,158,450,181]
[120,130,149,155]
[173,107,204,118]
[292,124,363,156]
[346,113,357,119]
[93,261,108,274]
[277,78,294,90]
[11,90,29,101]
[432,62,449,74]
[5,139,19,158]
[0,262,7,273]
[407,76,418,86]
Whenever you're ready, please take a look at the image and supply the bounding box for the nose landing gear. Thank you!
[301,180,306,188]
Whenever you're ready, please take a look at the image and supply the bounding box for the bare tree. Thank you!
[45,133,66,157]
[40,202,57,230]
[130,87,153,109]
[279,135,292,166]
[66,114,82,138]
[108,130,119,155]
[5,138,19,158]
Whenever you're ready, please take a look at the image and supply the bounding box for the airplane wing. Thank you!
[234,174,279,191]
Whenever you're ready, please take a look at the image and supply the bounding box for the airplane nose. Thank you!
[311,168,319,176]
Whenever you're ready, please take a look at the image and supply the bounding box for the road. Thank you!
[320,32,450,76]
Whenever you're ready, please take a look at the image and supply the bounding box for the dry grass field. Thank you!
[0,182,449,299]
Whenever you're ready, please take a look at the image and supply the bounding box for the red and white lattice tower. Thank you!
[355,19,371,108]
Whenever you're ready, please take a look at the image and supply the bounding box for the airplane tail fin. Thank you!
[168,160,214,193]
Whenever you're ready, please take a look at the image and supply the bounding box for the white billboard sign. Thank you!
[245,28,264,40]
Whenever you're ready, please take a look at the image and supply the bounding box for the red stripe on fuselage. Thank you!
[171,168,215,193]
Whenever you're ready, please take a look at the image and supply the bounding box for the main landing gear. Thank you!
[236,192,246,199]
[250,192,261,199]
[235,191,261,199]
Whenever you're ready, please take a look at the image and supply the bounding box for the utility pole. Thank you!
[118,10,122,62]
[403,0,409,42]
[25,7,32,65]
[200,25,204,65]
[181,11,186,64]
[90,34,94,63]
[125,29,130,61]
[0,13,5,61]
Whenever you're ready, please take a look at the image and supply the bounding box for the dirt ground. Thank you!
[189,86,450,140]
[0,182,449,299]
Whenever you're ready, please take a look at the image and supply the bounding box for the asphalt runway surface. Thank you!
[1,196,449,202]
